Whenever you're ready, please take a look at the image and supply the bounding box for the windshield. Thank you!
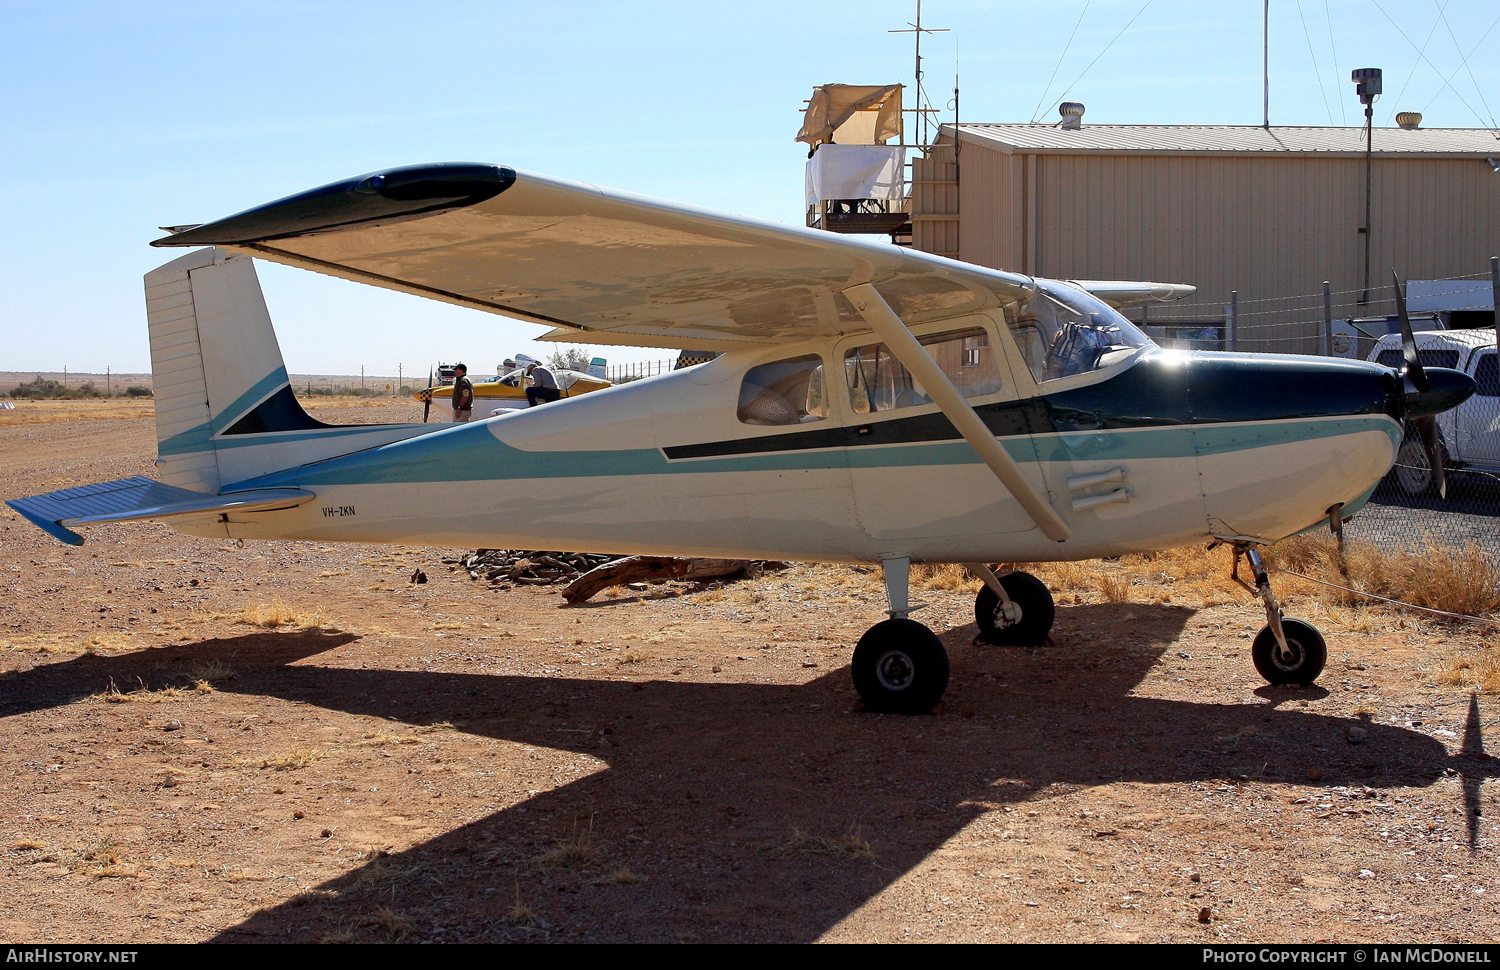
[1008,281,1153,383]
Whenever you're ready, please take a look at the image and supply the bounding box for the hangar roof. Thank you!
[950,123,1500,158]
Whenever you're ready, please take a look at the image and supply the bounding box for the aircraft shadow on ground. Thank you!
[1,608,1489,942]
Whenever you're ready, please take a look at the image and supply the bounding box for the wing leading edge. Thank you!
[152,164,1041,348]
[153,163,1193,348]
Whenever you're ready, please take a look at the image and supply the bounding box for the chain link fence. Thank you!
[1135,269,1500,558]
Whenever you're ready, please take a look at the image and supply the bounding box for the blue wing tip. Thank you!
[5,499,85,546]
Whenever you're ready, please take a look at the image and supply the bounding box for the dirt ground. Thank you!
[0,398,1496,943]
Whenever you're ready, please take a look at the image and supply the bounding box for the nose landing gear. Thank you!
[1232,544,1328,685]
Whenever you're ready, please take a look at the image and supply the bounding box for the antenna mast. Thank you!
[890,0,949,146]
[1263,0,1270,128]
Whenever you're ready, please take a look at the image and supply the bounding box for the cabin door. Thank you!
[837,316,1049,541]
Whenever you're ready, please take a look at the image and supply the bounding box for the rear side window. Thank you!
[1421,349,1461,370]
[1474,353,1499,397]
[845,326,1002,415]
[1375,347,1461,370]
[737,355,828,426]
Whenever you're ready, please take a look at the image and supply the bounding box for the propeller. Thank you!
[1392,270,1447,498]
[422,367,433,423]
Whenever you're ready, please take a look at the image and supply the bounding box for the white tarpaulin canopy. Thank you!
[805,145,906,207]
[796,84,903,146]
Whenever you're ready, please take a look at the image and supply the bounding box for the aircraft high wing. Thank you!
[4,161,1474,715]
[153,163,1187,350]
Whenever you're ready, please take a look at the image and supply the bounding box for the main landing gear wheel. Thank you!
[851,618,950,714]
[1251,617,1327,686]
[974,571,1055,646]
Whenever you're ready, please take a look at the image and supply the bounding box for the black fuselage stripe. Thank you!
[662,354,1397,461]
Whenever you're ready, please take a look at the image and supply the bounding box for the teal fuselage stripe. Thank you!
[231,415,1402,491]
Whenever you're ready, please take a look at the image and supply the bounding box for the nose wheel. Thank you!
[1231,543,1329,686]
[1251,617,1327,685]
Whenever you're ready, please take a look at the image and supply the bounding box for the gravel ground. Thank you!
[1,402,1497,943]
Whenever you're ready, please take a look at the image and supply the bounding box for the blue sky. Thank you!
[3,0,1497,376]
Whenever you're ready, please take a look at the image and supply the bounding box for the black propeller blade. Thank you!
[1392,271,1446,499]
[423,367,433,423]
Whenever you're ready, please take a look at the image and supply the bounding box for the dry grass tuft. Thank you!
[910,563,980,592]
[237,601,335,631]
[71,839,135,878]
[362,905,414,941]
[1266,534,1500,618]
[595,868,644,885]
[1428,643,1500,694]
[188,660,236,684]
[249,746,325,771]
[507,883,538,926]
[13,839,44,851]
[357,732,422,746]
[767,824,875,862]
[532,827,604,871]
[3,632,136,656]
[1099,574,1131,603]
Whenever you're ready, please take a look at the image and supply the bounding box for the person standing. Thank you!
[525,362,561,407]
[450,363,475,422]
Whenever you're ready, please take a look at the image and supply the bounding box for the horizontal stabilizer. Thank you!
[6,476,314,546]
[1071,280,1196,308]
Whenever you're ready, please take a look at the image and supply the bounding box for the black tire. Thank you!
[851,618,950,714]
[1391,433,1449,498]
[1251,617,1328,686]
[974,571,1055,646]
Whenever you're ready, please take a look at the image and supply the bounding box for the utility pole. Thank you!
[1351,69,1382,305]
[399,363,403,395]
[106,366,111,395]
[361,365,365,392]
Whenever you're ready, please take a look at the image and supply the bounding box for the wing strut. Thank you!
[844,283,1072,542]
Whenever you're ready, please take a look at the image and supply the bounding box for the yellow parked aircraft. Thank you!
[414,367,612,420]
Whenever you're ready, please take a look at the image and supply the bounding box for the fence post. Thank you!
[1322,281,1332,356]
[1491,256,1499,357]
[1227,291,1238,352]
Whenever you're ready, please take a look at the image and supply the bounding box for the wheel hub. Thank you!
[875,650,915,691]
[1269,637,1306,672]
[994,600,1023,628]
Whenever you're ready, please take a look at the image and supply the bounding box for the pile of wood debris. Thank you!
[444,549,618,587]
[442,549,787,603]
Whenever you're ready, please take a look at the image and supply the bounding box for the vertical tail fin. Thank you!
[146,248,291,492]
[145,248,428,493]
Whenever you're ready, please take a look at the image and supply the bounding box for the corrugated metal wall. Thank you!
[914,138,1500,352]
[911,144,960,259]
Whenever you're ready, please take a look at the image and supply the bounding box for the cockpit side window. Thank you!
[1007,282,1152,383]
[844,326,1002,415]
[737,355,828,426]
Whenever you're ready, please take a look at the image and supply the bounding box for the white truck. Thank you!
[1367,328,1500,496]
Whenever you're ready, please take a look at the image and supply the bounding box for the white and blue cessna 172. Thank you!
[8,163,1476,713]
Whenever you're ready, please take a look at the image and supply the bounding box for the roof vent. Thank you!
[1059,101,1085,130]
[1396,111,1422,130]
